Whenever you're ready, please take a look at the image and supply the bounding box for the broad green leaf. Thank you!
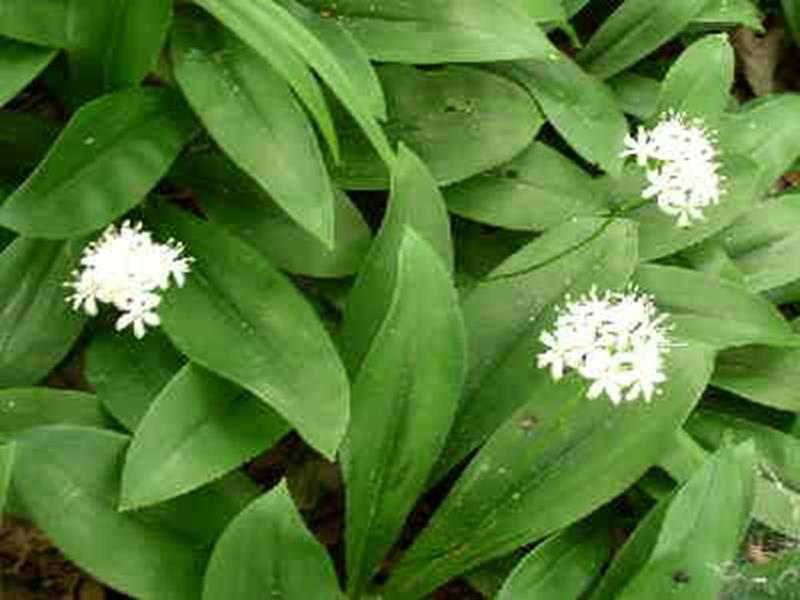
[297,0,556,63]
[497,520,612,600]
[384,340,715,600]
[10,426,207,600]
[608,73,660,120]
[491,54,628,176]
[633,264,795,349]
[332,65,541,189]
[655,429,798,540]
[712,331,800,413]
[170,153,371,278]
[151,205,349,460]
[0,88,196,238]
[719,95,800,195]
[203,481,345,600]
[0,111,59,180]
[613,154,760,261]
[0,389,112,433]
[577,0,715,79]
[594,443,756,599]
[679,239,746,284]
[687,410,800,491]
[121,363,289,510]
[86,329,185,430]
[172,10,336,246]
[695,0,763,31]
[615,444,756,599]
[436,218,638,480]
[519,0,567,23]
[344,229,466,598]
[785,0,800,44]
[0,237,85,387]
[195,0,393,165]
[719,192,800,292]
[278,0,385,119]
[340,145,453,375]
[445,142,607,231]
[0,38,57,107]
[68,0,171,98]
[0,442,13,513]
[588,492,672,600]
[0,0,69,46]
[658,34,734,125]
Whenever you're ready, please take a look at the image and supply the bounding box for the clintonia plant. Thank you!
[1,0,800,598]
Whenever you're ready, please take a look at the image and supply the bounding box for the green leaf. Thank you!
[384,340,715,600]
[687,410,800,491]
[497,520,612,600]
[436,218,638,480]
[121,363,289,510]
[657,33,735,125]
[332,65,541,189]
[679,239,746,285]
[785,0,800,44]
[10,426,208,599]
[719,95,800,195]
[340,145,453,375]
[0,389,112,433]
[203,481,345,600]
[712,326,800,413]
[608,73,660,120]
[0,88,196,238]
[577,0,715,79]
[490,53,628,176]
[0,38,57,107]
[695,0,763,32]
[614,154,760,261]
[588,491,672,600]
[172,10,336,246]
[593,443,756,599]
[195,0,393,166]
[170,153,371,278]
[67,0,171,98]
[151,205,349,460]
[0,237,85,387]
[344,229,466,598]
[445,141,607,231]
[0,0,69,46]
[719,192,800,292]
[86,329,185,431]
[633,263,795,349]
[615,444,756,599]
[656,429,798,540]
[297,0,557,63]
[0,441,13,514]
[277,0,385,119]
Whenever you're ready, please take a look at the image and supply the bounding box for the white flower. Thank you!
[621,111,725,228]
[536,287,671,404]
[65,220,193,338]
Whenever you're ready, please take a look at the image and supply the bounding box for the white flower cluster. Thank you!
[537,287,671,405]
[65,221,193,338]
[621,111,725,228]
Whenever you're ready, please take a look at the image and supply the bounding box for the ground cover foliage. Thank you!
[2,0,800,598]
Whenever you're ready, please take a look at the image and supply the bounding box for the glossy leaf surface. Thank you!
[344,230,466,597]
[203,481,345,600]
[152,206,349,459]
[0,89,196,238]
